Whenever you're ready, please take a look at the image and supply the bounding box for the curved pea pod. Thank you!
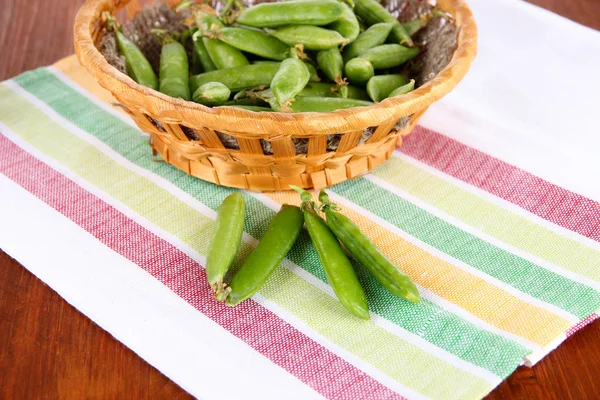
[401,14,432,37]
[304,209,370,320]
[190,62,281,93]
[288,96,373,113]
[192,82,231,106]
[366,74,407,102]
[192,37,217,73]
[206,193,245,299]
[202,37,250,70]
[222,105,273,112]
[212,27,289,61]
[327,2,360,42]
[271,58,311,109]
[305,62,321,82]
[317,47,345,86]
[227,205,304,306]
[113,30,158,90]
[158,41,190,100]
[344,58,374,86]
[322,198,420,303]
[194,12,250,70]
[359,44,420,69]
[353,0,414,46]
[342,22,393,63]
[271,26,349,51]
[235,0,347,28]
[387,79,415,98]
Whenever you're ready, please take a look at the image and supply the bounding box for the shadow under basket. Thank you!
[74,0,478,191]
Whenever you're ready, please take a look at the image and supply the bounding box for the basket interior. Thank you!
[102,0,457,156]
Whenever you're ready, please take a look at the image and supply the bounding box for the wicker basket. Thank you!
[74,0,477,191]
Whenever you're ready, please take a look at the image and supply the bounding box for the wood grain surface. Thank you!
[1,1,599,399]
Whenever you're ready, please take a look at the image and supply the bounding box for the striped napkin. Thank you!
[1,0,599,399]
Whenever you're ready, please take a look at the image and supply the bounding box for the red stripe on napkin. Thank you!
[401,126,600,242]
[566,314,599,338]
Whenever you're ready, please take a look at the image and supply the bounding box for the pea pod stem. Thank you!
[319,190,420,303]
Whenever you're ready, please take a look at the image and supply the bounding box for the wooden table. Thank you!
[1,1,599,398]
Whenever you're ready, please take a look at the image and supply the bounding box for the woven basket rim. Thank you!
[74,0,478,137]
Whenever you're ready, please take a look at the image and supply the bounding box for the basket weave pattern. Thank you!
[74,0,477,191]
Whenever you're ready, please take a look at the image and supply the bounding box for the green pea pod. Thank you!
[328,2,360,42]
[305,210,370,319]
[387,79,415,98]
[321,192,420,303]
[402,15,431,37]
[317,47,345,86]
[305,62,321,82]
[222,105,273,112]
[235,0,347,28]
[158,41,190,100]
[342,22,393,63]
[190,62,281,93]
[202,37,250,70]
[193,36,217,73]
[227,204,304,306]
[359,44,420,70]
[366,74,407,102]
[192,82,231,106]
[212,27,289,61]
[340,85,369,100]
[255,58,318,81]
[353,0,414,47]
[206,193,245,299]
[194,11,249,70]
[344,58,374,86]
[300,82,369,100]
[110,22,158,90]
[271,58,311,109]
[288,96,373,112]
[271,26,349,51]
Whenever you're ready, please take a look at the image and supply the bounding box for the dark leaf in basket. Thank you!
[120,3,189,72]
[411,15,458,87]
[380,0,433,22]
[98,32,126,74]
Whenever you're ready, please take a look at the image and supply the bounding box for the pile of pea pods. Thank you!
[207,188,420,319]
[106,0,438,113]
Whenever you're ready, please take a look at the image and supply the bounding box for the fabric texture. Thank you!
[1,0,599,399]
